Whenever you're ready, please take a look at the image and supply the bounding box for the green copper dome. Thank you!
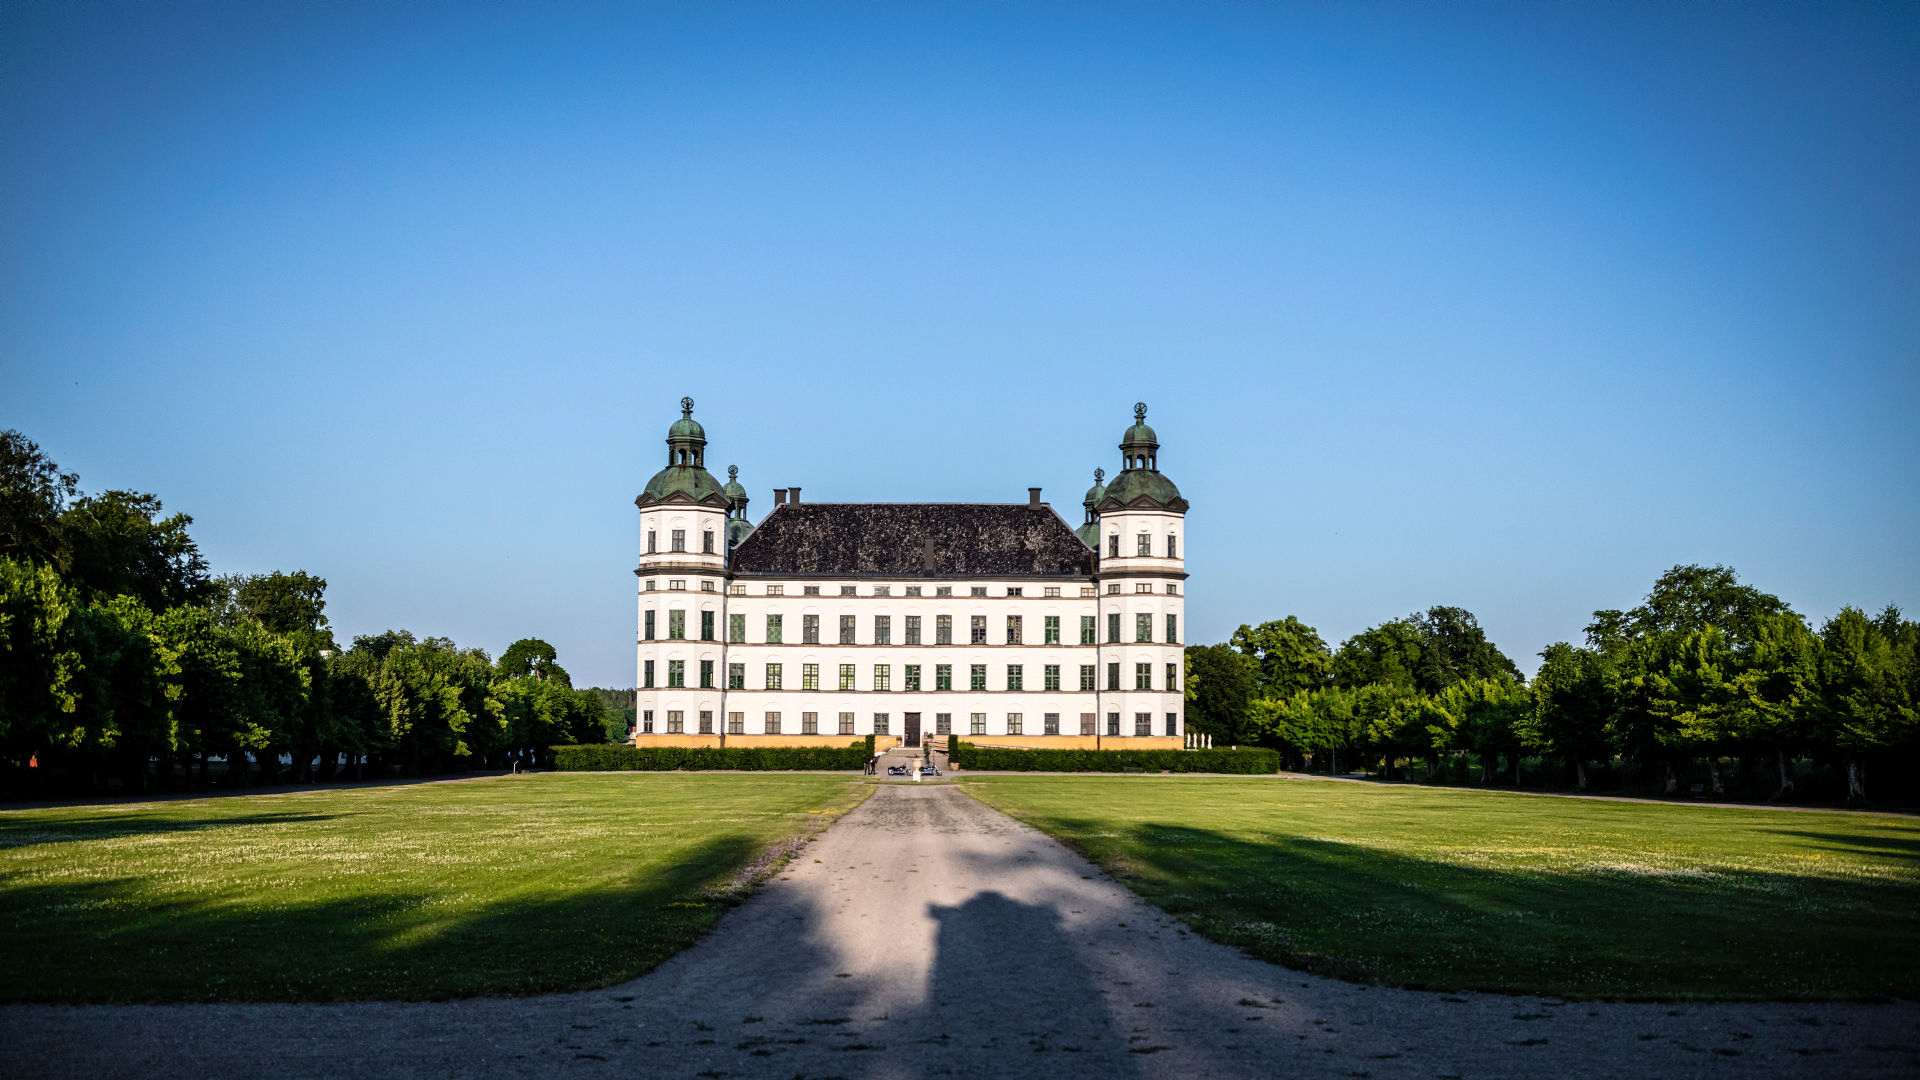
[1120,401,1158,451]
[721,464,749,505]
[1096,402,1187,512]
[1082,466,1108,509]
[636,397,727,508]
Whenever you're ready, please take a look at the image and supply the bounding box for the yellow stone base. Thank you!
[954,735,1187,752]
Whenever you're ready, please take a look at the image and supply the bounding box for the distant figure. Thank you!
[912,761,922,782]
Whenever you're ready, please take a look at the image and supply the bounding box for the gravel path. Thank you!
[4,782,1915,1079]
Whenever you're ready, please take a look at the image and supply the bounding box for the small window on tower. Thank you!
[703,531,715,554]
[1137,533,1151,556]
[672,530,686,553]
[1108,535,1119,557]
[647,530,657,553]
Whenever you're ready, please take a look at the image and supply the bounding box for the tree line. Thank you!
[1184,565,1919,803]
[0,430,617,793]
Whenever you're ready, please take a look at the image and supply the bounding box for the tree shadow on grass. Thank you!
[0,832,765,1003]
[1036,819,1920,1001]
[1765,827,1920,861]
[0,812,341,849]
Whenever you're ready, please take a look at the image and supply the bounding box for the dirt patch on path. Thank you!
[3,784,1915,1079]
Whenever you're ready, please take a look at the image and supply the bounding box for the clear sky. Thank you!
[3,1,1915,687]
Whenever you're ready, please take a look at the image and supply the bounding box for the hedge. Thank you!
[552,740,872,772]
[947,741,1281,774]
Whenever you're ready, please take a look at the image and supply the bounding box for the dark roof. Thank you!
[730,503,1095,577]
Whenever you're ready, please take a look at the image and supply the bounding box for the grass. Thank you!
[960,775,1920,1000]
[0,773,867,1003]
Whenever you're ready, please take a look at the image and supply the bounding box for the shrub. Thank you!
[946,741,1281,774]
[551,743,870,772]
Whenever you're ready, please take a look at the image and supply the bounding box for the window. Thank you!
[1135,712,1152,737]
[641,709,654,734]
[765,712,781,735]
[647,530,656,553]
[701,611,715,641]
[1167,583,1179,595]
[873,713,890,736]
[1006,664,1023,691]
[1166,614,1178,644]
[970,664,987,691]
[803,614,820,643]
[802,663,820,690]
[935,713,952,735]
[935,664,953,691]
[904,664,921,691]
[727,711,743,734]
[1081,586,1097,597]
[801,711,819,735]
[1044,713,1060,736]
[702,577,716,591]
[1080,713,1096,736]
[1079,664,1095,691]
[838,664,856,691]
[1136,583,1152,594]
[643,660,655,688]
[644,610,656,640]
[1137,613,1153,643]
[698,710,714,734]
[729,583,744,596]
[1167,534,1177,559]
[1044,616,1060,644]
[668,610,686,639]
[1166,662,1179,692]
[840,585,857,596]
[1108,535,1119,557]
[645,580,657,592]
[970,586,987,597]
[1106,663,1120,691]
[1108,584,1120,595]
[873,586,890,597]
[672,529,686,552]
[838,712,855,735]
[1006,615,1022,644]
[1108,613,1121,643]
[729,613,745,643]
[970,615,987,645]
[874,664,891,692]
[701,660,714,688]
[703,531,715,554]
[1166,712,1179,737]
[1081,616,1096,645]
[936,615,953,644]
[839,614,856,644]
[1107,712,1120,736]
[905,616,921,645]
[666,710,684,734]
[668,660,686,688]
[766,662,783,690]
[670,579,686,591]
[728,662,745,690]
[1007,713,1023,735]
[766,614,783,643]
[936,586,953,596]
[1044,664,1060,691]
[906,586,922,596]
[766,584,783,596]
[874,615,891,645]
[1045,586,1061,597]
[803,585,821,596]
[1006,587,1022,597]
[1137,533,1151,556]
[970,713,987,735]
[1135,663,1151,690]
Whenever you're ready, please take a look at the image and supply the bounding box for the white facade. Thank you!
[632,401,1189,748]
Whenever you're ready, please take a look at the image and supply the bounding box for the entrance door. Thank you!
[903,712,921,748]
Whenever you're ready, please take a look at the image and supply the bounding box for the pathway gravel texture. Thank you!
[4,780,1916,1079]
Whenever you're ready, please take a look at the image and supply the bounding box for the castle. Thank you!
[632,399,1188,750]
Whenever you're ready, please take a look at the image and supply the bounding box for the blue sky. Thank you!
[3,1,1915,686]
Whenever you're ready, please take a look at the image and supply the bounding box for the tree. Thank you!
[1184,643,1258,745]
[1815,606,1919,802]
[0,557,83,764]
[1725,611,1819,797]
[1230,617,1332,698]
[1437,676,1532,784]
[0,430,78,566]
[1330,619,1423,690]
[60,491,213,611]
[1522,643,1614,789]
[1411,606,1522,694]
[1349,681,1419,776]
[498,638,568,684]
[219,571,337,653]
[1587,564,1792,654]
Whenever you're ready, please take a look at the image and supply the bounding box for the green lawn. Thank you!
[0,773,866,1003]
[961,776,1920,1000]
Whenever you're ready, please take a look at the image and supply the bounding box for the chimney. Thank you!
[788,486,801,504]
[773,488,787,507]
[1028,487,1042,509]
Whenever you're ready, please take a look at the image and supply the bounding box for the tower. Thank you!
[635,397,731,738]
[1094,403,1188,741]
